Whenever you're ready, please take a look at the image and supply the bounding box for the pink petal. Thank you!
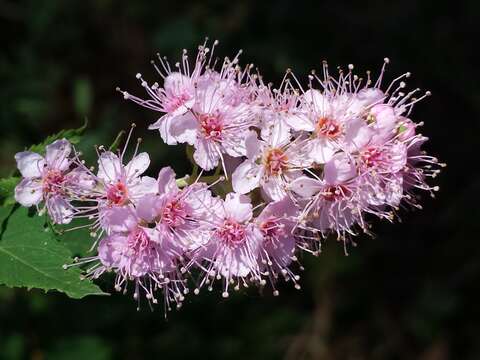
[157,166,177,195]
[46,195,74,224]
[324,153,356,184]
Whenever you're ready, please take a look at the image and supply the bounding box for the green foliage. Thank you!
[28,120,88,155]
[0,206,106,299]
[47,336,112,360]
[73,77,93,116]
[0,177,20,207]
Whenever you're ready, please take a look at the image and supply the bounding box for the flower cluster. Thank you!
[15,41,443,310]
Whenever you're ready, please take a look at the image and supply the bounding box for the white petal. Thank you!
[268,120,291,147]
[232,160,262,194]
[156,115,178,145]
[308,138,336,164]
[14,178,43,206]
[193,139,220,171]
[15,152,45,178]
[97,152,123,182]
[164,72,193,95]
[303,89,329,114]
[290,176,323,198]
[224,192,253,223]
[129,176,158,200]
[345,119,373,152]
[126,152,150,178]
[283,112,315,132]
[170,112,198,145]
[45,139,71,171]
[218,227,262,277]
[262,177,287,201]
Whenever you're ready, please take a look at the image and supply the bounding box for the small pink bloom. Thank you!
[14,139,90,224]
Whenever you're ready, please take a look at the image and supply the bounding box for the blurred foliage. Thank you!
[0,0,478,359]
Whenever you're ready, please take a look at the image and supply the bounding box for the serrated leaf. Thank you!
[0,206,107,299]
[55,219,97,258]
[28,120,88,155]
[0,177,20,207]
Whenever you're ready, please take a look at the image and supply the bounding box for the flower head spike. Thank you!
[119,41,258,172]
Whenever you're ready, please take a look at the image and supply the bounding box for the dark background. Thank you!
[0,1,478,359]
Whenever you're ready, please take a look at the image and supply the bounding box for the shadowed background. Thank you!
[0,0,478,359]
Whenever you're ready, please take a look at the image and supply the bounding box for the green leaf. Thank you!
[0,206,107,299]
[55,218,97,258]
[28,120,88,155]
[0,177,20,207]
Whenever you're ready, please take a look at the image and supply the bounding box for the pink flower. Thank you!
[290,153,363,236]
[119,41,257,171]
[95,201,186,307]
[256,197,301,294]
[14,139,91,224]
[154,167,221,251]
[231,125,310,200]
[191,192,263,298]
[96,151,156,206]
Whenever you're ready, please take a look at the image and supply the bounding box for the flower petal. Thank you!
[170,112,198,145]
[324,153,357,184]
[224,192,252,223]
[290,176,323,198]
[126,152,150,178]
[45,139,71,171]
[232,160,262,194]
[157,167,177,195]
[14,178,43,206]
[97,152,123,182]
[193,139,220,171]
[46,195,74,224]
[15,152,45,178]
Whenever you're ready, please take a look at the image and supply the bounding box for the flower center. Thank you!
[315,117,342,139]
[263,148,289,176]
[127,227,150,254]
[322,185,351,201]
[361,147,383,168]
[217,218,247,248]
[106,181,128,205]
[164,92,191,112]
[260,217,285,244]
[199,113,223,141]
[162,198,187,227]
[42,169,65,194]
